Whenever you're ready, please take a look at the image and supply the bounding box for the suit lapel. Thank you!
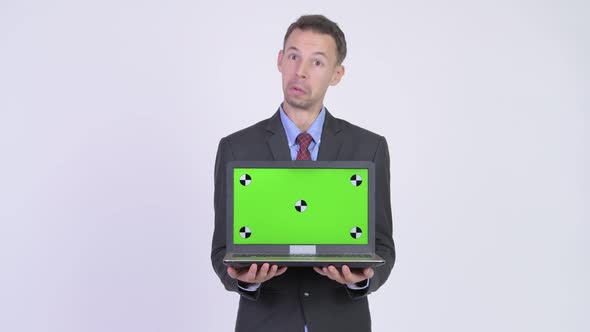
[265,110,292,161]
[265,108,344,161]
[318,110,344,161]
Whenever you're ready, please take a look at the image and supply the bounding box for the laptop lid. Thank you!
[226,161,376,256]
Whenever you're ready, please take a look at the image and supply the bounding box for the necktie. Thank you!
[296,133,313,160]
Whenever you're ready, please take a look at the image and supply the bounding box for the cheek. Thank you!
[318,68,335,82]
[319,73,335,88]
[280,66,292,79]
[281,65,296,78]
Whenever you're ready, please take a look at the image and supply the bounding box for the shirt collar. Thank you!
[279,105,326,147]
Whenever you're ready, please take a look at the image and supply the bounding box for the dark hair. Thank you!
[283,15,347,65]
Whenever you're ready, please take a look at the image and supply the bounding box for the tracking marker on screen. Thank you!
[295,200,308,212]
[239,226,252,239]
[240,174,252,186]
[350,227,363,239]
[350,174,362,186]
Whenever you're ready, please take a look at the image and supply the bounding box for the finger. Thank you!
[328,265,341,276]
[256,263,270,281]
[317,266,347,284]
[264,265,279,280]
[313,267,326,276]
[324,266,336,279]
[269,264,278,274]
[327,265,345,283]
[341,265,357,283]
[364,267,374,279]
[275,266,288,276]
[227,266,238,279]
[243,264,258,282]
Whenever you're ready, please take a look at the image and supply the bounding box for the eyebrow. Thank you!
[285,46,328,59]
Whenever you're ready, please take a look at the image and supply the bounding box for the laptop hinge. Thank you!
[290,245,316,255]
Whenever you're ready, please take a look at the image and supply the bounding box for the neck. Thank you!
[282,102,322,133]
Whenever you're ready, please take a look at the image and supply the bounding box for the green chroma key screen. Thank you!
[233,167,369,245]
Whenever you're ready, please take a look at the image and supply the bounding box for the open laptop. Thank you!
[223,160,385,268]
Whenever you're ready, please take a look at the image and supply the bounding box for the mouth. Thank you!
[289,84,307,95]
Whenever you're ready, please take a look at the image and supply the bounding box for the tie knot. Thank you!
[296,133,313,149]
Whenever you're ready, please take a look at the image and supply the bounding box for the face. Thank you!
[278,29,345,112]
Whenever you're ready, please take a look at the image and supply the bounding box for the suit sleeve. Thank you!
[210,137,261,301]
[347,136,396,299]
[370,136,396,292]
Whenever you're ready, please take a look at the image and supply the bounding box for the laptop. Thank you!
[223,160,385,268]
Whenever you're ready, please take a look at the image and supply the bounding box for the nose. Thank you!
[296,61,308,79]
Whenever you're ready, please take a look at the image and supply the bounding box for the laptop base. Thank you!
[223,253,385,268]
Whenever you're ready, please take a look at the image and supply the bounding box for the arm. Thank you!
[211,137,244,293]
[312,136,396,298]
[366,136,396,294]
[210,138,287,300]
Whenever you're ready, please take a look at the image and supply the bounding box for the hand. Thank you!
[227,263,287,284]
[313,265,374,285]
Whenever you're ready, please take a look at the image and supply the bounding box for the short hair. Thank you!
[283,15,347,65]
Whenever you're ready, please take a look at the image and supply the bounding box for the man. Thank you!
[211,15,395,332]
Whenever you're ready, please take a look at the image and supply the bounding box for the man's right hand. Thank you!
[227,263,287,284]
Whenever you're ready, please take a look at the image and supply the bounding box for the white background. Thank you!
[0,0,588,331]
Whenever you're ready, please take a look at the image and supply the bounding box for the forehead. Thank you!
[284,29,337,57]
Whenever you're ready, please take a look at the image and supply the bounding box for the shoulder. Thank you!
[223,119,269,142]
[215,112,280,161]
[326,112,389,161]
[329,113,386,144]
[220,113,276,145]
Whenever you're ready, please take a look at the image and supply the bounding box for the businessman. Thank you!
[211,15,396,332]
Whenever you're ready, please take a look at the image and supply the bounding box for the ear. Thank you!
[329,65,345,86]
[277,50,284,72]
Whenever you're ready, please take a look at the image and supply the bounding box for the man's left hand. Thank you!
[313,265,374,285]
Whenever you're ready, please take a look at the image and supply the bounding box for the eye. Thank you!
[313,60,323,67]
[289,54,298,61]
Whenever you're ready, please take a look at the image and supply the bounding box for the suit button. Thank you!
[303,292,310,297]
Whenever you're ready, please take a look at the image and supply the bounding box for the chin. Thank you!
[285,97,314,111]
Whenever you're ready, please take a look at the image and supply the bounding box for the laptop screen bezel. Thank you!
[226,160,376,254]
